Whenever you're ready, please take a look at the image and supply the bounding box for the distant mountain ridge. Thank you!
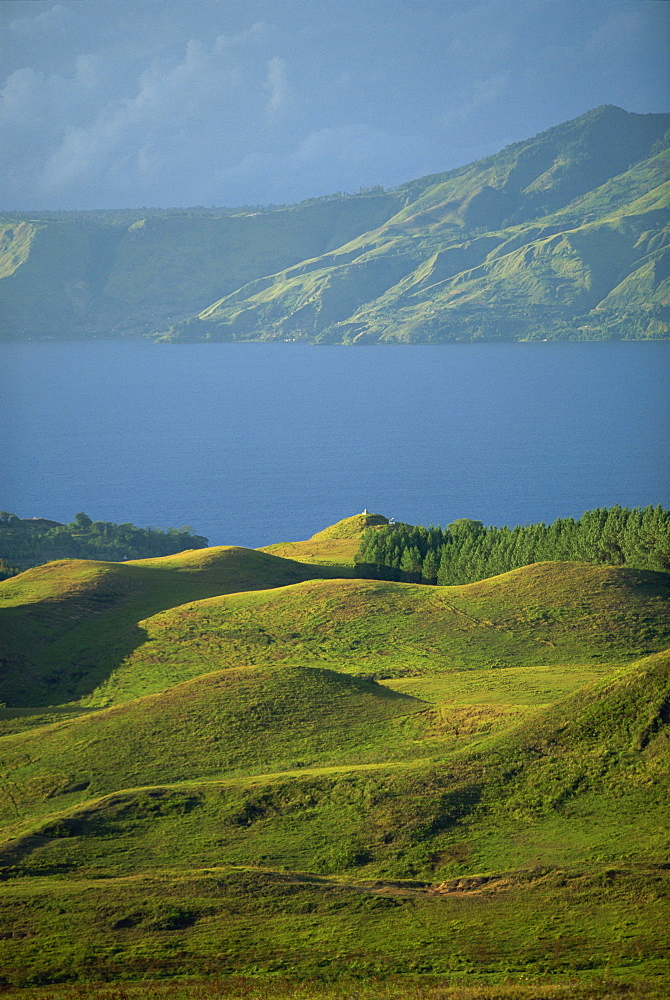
[1,105,668,342]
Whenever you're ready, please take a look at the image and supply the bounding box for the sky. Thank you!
[1,0,668,211]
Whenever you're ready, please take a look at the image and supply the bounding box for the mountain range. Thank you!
[1,105,668,343]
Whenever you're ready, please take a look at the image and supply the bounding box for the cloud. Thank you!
[9,3,75,36]
[2,21,297,206]
[265,56,289,115]
[0,47,122,129]
[441,71,510,127]
[0,1,666,210]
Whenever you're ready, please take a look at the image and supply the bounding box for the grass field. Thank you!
[0,546,343,706]
[83,560,669,705]
[0,515,668,993]
[3,978,669,1000]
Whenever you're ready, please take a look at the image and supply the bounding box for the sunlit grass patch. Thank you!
[88,563,670,707]
[0,547,343,707]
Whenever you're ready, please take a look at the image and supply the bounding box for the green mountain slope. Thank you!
[179,107,670,343]
[0,193,401,339]
[1,516,669,994]
[2,106,668,343]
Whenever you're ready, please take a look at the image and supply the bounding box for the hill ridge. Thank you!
[2,106,669,343]
[0,543,348,706]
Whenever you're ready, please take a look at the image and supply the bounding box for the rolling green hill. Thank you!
[2,106,668,343]
[259,511,389,569]
[0,513,669,997]
[81,560,670,707]
[0,545,342,706]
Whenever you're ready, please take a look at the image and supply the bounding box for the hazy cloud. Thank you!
[4,19,297,205]
[0,0,667,210]
[441,72,510,127]
[9,2,75,36]
[265,56,290,115]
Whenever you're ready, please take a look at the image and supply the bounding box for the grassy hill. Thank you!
[0,514,669,996]
[0,545,343,706]
[259,511,389,569]
[0,664,425,828]
[2,106,668,343]
[75,560,669,708]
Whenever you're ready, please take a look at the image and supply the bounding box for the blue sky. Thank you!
[1,0,668,210]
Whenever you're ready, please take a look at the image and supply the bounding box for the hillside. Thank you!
[0,194,402,340]
[259,510,390,568]
[181,107,670,343]
[0,545,343,706]
[81,561,670,706]
[2,106,668,344]
[0,514,669,996]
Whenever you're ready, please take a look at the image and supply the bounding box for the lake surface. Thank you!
[1,341,669,548]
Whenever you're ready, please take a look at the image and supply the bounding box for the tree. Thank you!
[400,546,422,582]
[422,549,440,584]
[449,518,485,538]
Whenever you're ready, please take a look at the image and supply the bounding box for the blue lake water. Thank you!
[1,340,669,548]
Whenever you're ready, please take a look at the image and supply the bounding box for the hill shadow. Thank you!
[0,549,344,708]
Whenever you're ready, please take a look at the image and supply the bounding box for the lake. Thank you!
[1,340,669,548]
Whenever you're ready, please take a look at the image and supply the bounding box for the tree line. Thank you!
[0,512,208,580]
[354,506,670,586]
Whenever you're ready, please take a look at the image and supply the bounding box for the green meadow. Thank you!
[0,513,668,997]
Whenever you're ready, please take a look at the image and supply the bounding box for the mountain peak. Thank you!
[3,107,669,344]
